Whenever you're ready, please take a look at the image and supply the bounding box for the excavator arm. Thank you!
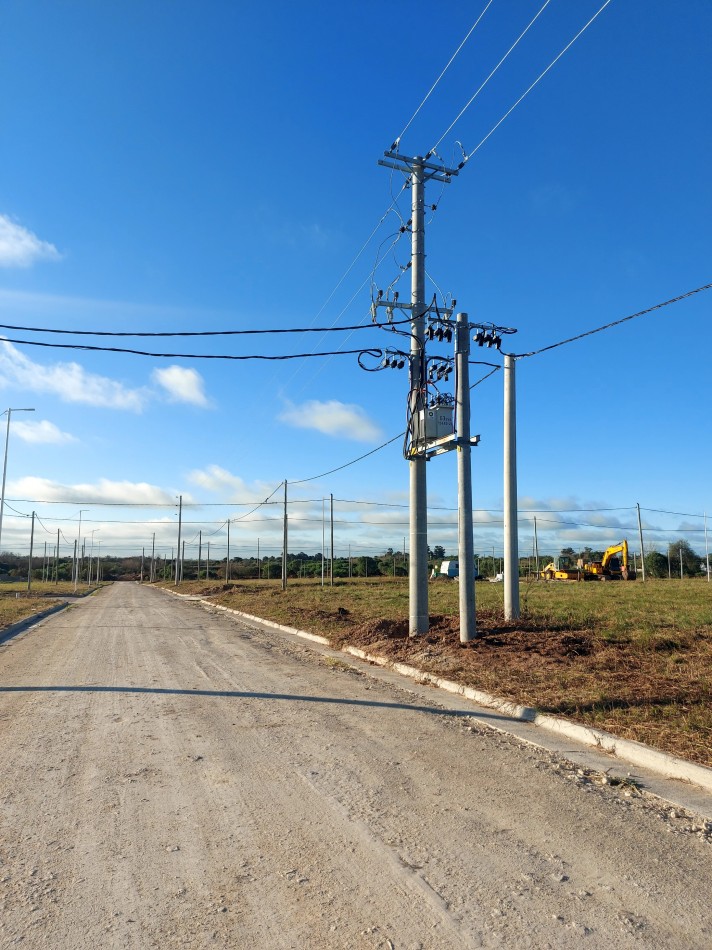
[601,540,628,570]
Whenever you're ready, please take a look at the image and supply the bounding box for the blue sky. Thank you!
[0,0,710,564]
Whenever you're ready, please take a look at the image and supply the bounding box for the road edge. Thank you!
[0,601,70,645]
[163,590,712,796]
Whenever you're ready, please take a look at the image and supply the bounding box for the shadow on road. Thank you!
[0,684,513,721]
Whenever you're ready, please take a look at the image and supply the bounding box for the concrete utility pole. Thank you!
[534,516,540,578]
[55,529,60,584]
[27,511,35,592]
[409,159,428,635]
[376,149,459,637]
[175,496,182,586]
[282,481,288,591]
[455,313,476,642]
[330,493,334,587]
[705,512,710,583]
[198,530,202,581]
[636,503,646,582]
[150,532,155,583]
[0,407,34,555]
[321,498,325,588]
[503,355,520,619]
[226,519,231,582]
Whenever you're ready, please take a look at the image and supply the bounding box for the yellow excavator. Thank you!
[540,554,589,581]
[541,541,636,581]
[582,540,635,580]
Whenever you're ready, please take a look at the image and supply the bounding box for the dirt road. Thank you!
[1,583,710,948]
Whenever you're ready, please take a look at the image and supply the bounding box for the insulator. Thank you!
[444,328,452,343]
[493,334,502,348]
[377,289,383,300]
[474,331,485,346]
[428,326,434,340]
[391,361,399,369]
[384,356,391,367]
[398,359,405,369]
[393,291,399,303]
[436,328,444,342]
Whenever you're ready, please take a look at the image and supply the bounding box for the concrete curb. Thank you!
[342,646,536,722]
[163,590,712,795]
[0,601,69,645]
[532,713,712,792]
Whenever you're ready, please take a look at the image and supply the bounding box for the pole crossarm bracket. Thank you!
[372,299,455,323]
[378,150,460,184]
[412,433,481,460]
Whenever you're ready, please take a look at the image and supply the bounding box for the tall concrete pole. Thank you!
[175,495,182,586]
[150,532,155,583]
[409,158,428,637]
[0,408,34,555]
[198,530,202,581]
[503,355,520,619]
[455,313,476,642]
[705,512,710,583]
[330,492,334,587]
[636,503,646,582]
[282,480,288,591]
[226,519,231,582]
[27,511,35,592]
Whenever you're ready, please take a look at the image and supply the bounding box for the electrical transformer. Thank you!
[413,404,454,445]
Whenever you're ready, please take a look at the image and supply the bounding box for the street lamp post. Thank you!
[0,408,35,554]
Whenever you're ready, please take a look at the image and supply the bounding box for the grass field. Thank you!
[0,582,96,632]
[164,575,712,768]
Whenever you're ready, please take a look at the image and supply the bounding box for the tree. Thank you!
[668,540,702,577]
[432,545,446,560]
[644,551,668,578]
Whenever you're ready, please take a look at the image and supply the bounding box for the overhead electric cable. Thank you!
[0,318,413,338]
[509,282,712,358]
[0,337,385,361]
[445,0,615,162]
[394,0,496,148]
[430,0,553,155]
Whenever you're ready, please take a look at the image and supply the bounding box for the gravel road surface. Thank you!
[1,582,711,949]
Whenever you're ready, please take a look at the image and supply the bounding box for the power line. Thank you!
[0,318,413,338]
[448,0,615,164]
[429,0,553,156]
[290,433,404,485]
[393,0,496,149]
[509,282,712,358]
[0,336,385,362]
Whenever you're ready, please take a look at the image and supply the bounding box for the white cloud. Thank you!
[188,465,277,503]
[8,476,183,506]
[0,343,212,412]
[279,399,382,442]
[12,419,77,445]
[0,214,61,267]
[0,340,148,411]
[152,366,210,407]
